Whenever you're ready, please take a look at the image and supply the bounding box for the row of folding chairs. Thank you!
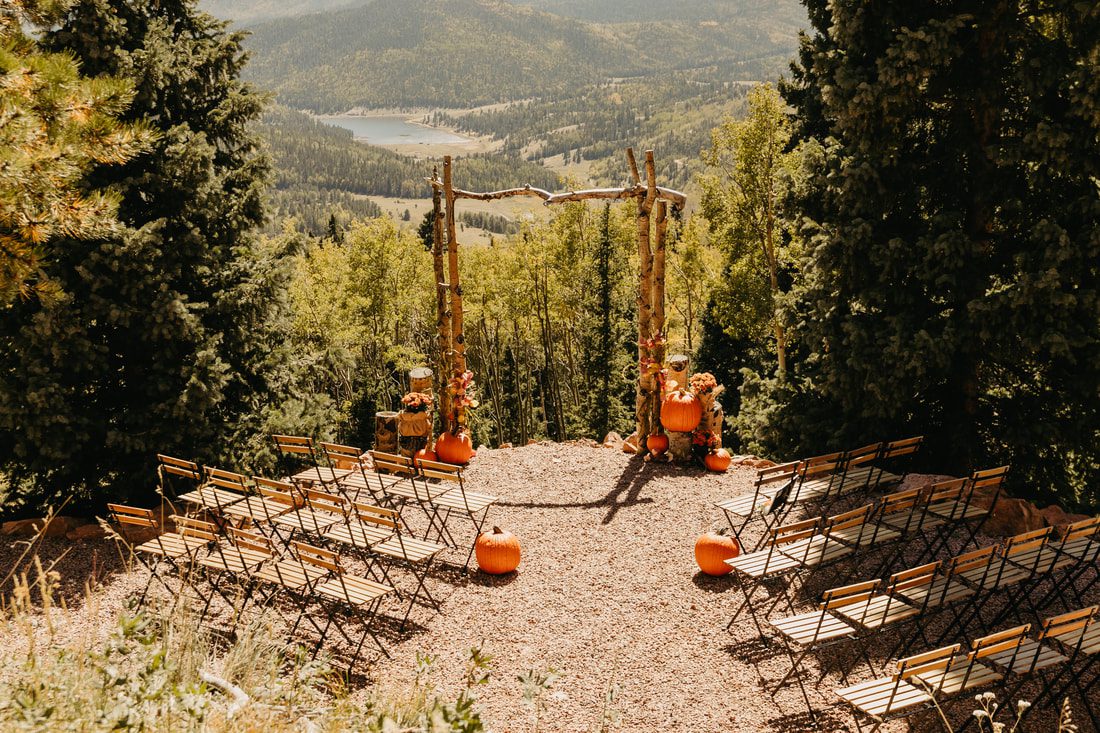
[724,467,1007,638]
[836,604,1100,732]
[273,436,497,569]
[715,436,923,549]
[106,504,396,672]
[766,518,1100,720]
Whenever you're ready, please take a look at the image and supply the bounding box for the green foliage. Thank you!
[746,0,1100,508]
[0,0,151,304]
[0,0,305,511]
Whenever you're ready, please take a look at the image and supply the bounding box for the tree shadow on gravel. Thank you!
[495,458,659,524]
[765,706,851,732]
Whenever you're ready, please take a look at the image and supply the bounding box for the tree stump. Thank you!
[667,354,690,391]
[409,367,433,394]
[699,386,725,448]
[375,411,399,453]
[669,431,694,463]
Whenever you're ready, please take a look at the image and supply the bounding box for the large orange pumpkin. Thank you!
[661,390,703,433]
[646,433,669,457]
[705,448,732,473]
[694,531,741,576]
[413,447,437,467]
[435,431,474,465]
[476,526,521,574]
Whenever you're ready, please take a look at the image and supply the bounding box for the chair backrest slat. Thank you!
[888,561,941,593]
[881,436,924,460]
[770,517,821,546]
[826,504,872,533]
[318,441,363,464]
[822,579,881,610]
[107,503,158,529]
[897,644,961,680]
[1061,517,1100,541]
[204,467,249,491]
[843,442,883,468]
[1040,605,1098,641]
[273,434,315,456]
[972,625,1031,659]
[756,461,801,489]
[352,502,399,528]
[293,541,342,573]
[171,515,218,542]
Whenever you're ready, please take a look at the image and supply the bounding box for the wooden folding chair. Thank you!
[292,543,394,671]
[361,504,447,629]
[831,574,921,667]
[197,523,272,626]
[108,505,213,605]
[1028,605,1100,730]
[725,517,822,638]
[415,458,496,569]
[833,442,885,497]
[836,645,952,733]
[714,460,800,547]
[247,533,331,624]
[924,467,1007,557]
[156,454,202,502]
[970,621,1068,721]
[319,441,407,505]
[176,466,248,523]
[769,581,873,721]
[867,436,923,491]
[1034,517,1100,611]
[962,528,1055,631]
[324,500,397,556]
[272,434,350,490]
[269,485,345,544]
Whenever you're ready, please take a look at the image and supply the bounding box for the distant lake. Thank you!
[318,115,472,145]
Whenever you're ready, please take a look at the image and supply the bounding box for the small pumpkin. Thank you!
[705,448,732,473]
[435,431,475,465]
[660,390,703,433]
[413,447,437,467]
[694,531,741,576]
[476,526,521,574]
[646,433,669,457]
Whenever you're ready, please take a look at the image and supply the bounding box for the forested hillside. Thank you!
[242,0,804,111]
[201,0,362,24]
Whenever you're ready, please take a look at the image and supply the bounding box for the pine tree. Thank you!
[0,0,149,304]
[0,0,284,507]
[752,0,1100,506]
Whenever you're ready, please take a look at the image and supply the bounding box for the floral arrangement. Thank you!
[449,370,479,410]
[401,391,433,413]
[689,372,718,395]
[692,430,719,452]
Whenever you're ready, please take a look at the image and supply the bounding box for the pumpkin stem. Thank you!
[493,526,503,534]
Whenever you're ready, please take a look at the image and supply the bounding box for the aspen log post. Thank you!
[443,156,468,431]
[431,172,452,435]
[374,411,399,453]
[700,385,726,450]
[633,148,655,456]
[651,200,668,434]
[666,354,693,463]
[409,367,434,395]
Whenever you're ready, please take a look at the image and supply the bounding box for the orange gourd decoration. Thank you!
[413,448,437,467]
[661,390,703,433]
[705,448,732,473]
[435,431,474,465]
[476,526,521,574]
[694,531,741,576]
[646,433,669,457]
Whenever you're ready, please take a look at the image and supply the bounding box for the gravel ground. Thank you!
[2,443,1098,732]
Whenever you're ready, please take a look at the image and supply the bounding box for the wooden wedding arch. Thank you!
[427,148,687,457]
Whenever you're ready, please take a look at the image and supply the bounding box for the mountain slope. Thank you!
[242,0,805,112]
[200,0,365,25]
[244,0,640,111]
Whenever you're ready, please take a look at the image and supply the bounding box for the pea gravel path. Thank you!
[2,442,1092,731]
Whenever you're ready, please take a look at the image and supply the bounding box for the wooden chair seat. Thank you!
[914,658,1001,696]
[314,575,393,607]
[373,535,447,563]
[271,509,340,535]
[177,486,245,513]
[136,533,210,558]
[253,559,327,591]
[429,489,497,512]
[829,523,901,547]
[985,638,1068,675]
[1054,537,1100,562]
[779,535,854,567]
[385,483,456,502]
[726,547,802,577]
[200,546,267,575]
[337,470,406,493]
[896,576,975,609]
[836,677,931,718]
[771,609,857,646]
[927,501,988,522]
[324,520,394,549]
[1049,623,1100,655]
[220,495,292,522]
[290,466,351,485]
[715,491,777,518]
[834,595,920,630]
[881,509,946,533]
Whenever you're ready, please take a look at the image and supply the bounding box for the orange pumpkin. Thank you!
[646,433,669,456]
[435,431,474,465]
[413,447,437,467]
[660,390,703,433]
[476,526,521,574]
[705,448,732,473]
[694,531,741,576]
